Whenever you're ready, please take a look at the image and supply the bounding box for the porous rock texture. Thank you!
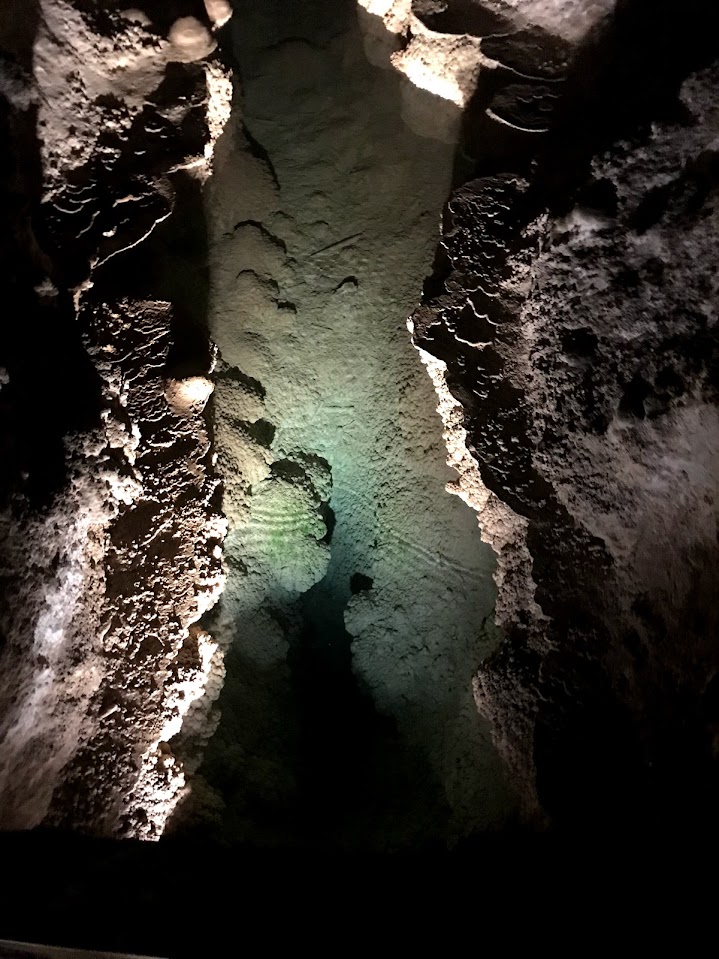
[0,0,228,836]
[390,0,719,829]
[357,0,613,110]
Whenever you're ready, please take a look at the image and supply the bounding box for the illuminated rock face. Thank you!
[356,0,614,110]
[0,0,227,837]
[192,0,508,848]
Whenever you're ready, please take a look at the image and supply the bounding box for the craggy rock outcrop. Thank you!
[401,0,719,829]
[0,0,229,836]
[357,0,611,113]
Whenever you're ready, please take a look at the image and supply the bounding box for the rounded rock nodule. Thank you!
[169,17,216,63]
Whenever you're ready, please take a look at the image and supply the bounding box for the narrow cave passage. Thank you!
[190,0,511,848]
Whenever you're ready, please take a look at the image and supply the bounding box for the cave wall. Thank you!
[382,0,719,829]
[0,0,717,846]
[0,0,228,837]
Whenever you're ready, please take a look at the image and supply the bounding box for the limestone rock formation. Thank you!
[398,0,719,828]
[189,0,507,848]
[0,0,228,836]
[0,0,717,855]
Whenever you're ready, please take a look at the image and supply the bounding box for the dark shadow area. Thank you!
[455,0,719,196]
[534,0,719,207]
[0,825,714,955]
[0,0,103,507]
[290,576,399,842]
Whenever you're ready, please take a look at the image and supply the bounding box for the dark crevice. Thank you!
[333,275,359,293]
[318,502,336,543]
[244,418,276,447]
[630,181,677,234]
[242,124,281,189]
[0,0,103,508]
[350,571,373,594]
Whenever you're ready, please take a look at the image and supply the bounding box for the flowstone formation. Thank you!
[0,0,228,837]
[185,0,508,848]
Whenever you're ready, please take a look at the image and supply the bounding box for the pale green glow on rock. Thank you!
[242,471,330,597]
[198,0,512,846]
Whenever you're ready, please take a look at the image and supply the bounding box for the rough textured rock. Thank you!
[356,0,610,108]
[1,0,717,851]
[403,0,719,828]
[0,0,228,836]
